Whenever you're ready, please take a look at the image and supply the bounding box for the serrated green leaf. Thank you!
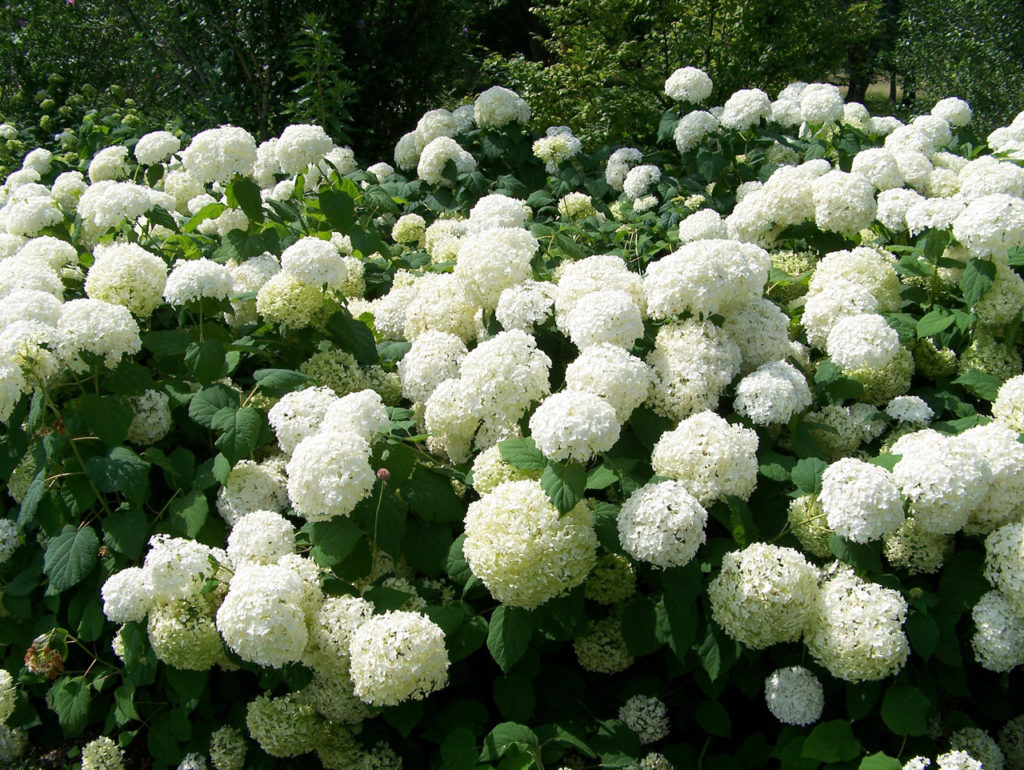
[402,466,464,523]
[188,384,237,428]
[585,464,618,490]
[326,306,379,365]
[881,684,931,736]
[791,456,828,495]
[114,681,139,726]
[85,446,150,505]
[860,752,903,770]
[103,505,148,560]
[309,517,364,567]
[828,533,883,575]
[183,201,226,232]
[253,368,309,397]
[480,722,539,762]
[72,393,133,447]
[540,460,587,514]
[695,700,731,738]
[960,258,997,307]
[47,676,92,736]
[487,605,534,673]
[440,727,479,770]
[226,177,264,223]
[167,490,209,539]
[185,339,226,384]
[141,329,191,358]
[917,309,955,338]
[319,188,355,231]
[498,437,547,471]
[802,720,861,762]
[43,525,99,593]
[953,368,1002,401]
[213,406,263,464]
[906,612,940,661]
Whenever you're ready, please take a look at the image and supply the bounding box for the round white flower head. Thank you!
[414,109,457,151]
[82,736,125,770]
[163,258,233,306]
[644,238,771,319]
[321,389,389,443]
[463,480,597,609]
[721,88,772,131]
[393,131,420,171]
[367,161,395,183]
[935,751,983,770]
[558,191,597,219]
[722,298,793,374]
[227,509,296,566]
[564,343,652,422]
[805,565,909,681]
[771,98,803,127]
[216,456,289,526]
[469,193,530,231]
[606,147,644,190]
[972,590,1024,673]
[665,66,713,103]
[953,193,1024,258]
[88,145,131,182]
[708,543,819,649]
[932,97,972,126]
[267,386,339,454]
[216,563,308,667]
[826,313,902,371]
[800,83,844,124]
[460,329,552,425]
[554,253,645,326]
[276,124,333,175]
[134,130,181,166]
[245,691,322,758]
[49,170,87,211]
[635,193,659,215]
[286,427,375,521]
[533,126,582,172]
[651,411,758,506]
[852,148,905,191]
[812,170,877,237]
[529,390,619,463]
[619,694,670,744]
[993,373,1024,433]
[0,519,19,564]
[423,377,484,464]
[877,187,925,232]
[181,125,258,185]
[348,610,449,706]
[0,669,14,724]
[623,164,661,200]
[21,148,51,175]
[734,360,812,426]
[402,272,479,342]
[15,236,78,271]
[280,236,348,290]
[904,758,932,770]
[55,298,141,372]
[563,288,644,350]
[397,330,467,404]
[144,534,222,603]
[764,666,824,726]
[0,288,62,331]
[0,363,27,424]
[819,458,904,543]
[985,523,1024,614]
[147,597,223,670]
[677,208,727,242]
[958,422,1024,534]
[474,86,531,129]
[417,136,476,185]
[123,388,173,446]
[618,480,708,568]
[0,187,63,238]
[0,254,62,300]
[958,156,1024,201]
[646,319,741,421]
[392,213,426,245]
[496,280,556,332]
[892,429,991,535]
[886,395,933,424]
[85,242,168,316]
[454,226,537,310]
[101,566,152,623]
[452,103,476,133]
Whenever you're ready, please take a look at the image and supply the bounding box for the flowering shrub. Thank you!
[0,70,1023,770]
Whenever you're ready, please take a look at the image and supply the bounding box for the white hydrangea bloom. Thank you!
[134,131,181,166]
[125,389,173,445]
[617,480,708,569]
[268,386,339,454]
[819,458,904,543]
[674,111,720,153]
[50,170,87,211]
[932,97,972,126]
[936,751,983,770]
[907,197,965,235]
[417,136,476,185]
[15,236,77,271]
[0,289,61,330]
[554,254,645,326]
[722,297,792,374]
[21,148,51,174]
[563,343,652,421]
[321,389,389,443]
[55,298,141,372]
[619,695,670,744]
[563,289,644,349]
[826,313,902,371]
[85,242,168,316]
[651,411,758,505]
[800,83,844,124]
[677,209,727,242]
[0,254,62,300]
[972,591,1024,673]
[394,131,420,171]
[496,280,556,331]
[852,148,905,191]
[216,456,289,526]
[88,145,131,182]
[708,543,819,649]
[993,374,1024,433]
[877,187,925,232]
[454,226,537,310]
[886,395,933,424]
[665,67,713,103]
[280,236,348,290]
[181,125,258,185]
[81,736,125,770]
[163,258,233,306]
[720,88,772,131]
[286,427,375,521]
[144,534,222,603]
[812,170,877,236]
[217,564,308,667]
[101,567,152,623]
[606,147,643,190]
[958,422,1024,534]
[460,329,552,425]
[463,480,597,609]
[805,565,909,682]
[623,165,661,200]
[533,126,582,172]
[397,330,467,404]
[985,523,1024,615]
[276,124,333,175]
[529,390,619,463]
[474,86,530,128]
[733,360,812,426]
[227,510,296,566]
[952,193,1024,258]
[764,666,824,726]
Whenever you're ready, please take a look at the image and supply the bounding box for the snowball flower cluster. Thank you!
[474,86,531,128]
[529,390,619,462]
[733,360,812,425]
[134,130,181,166]
[181,125,258,185]
[819,458,905,543]
[619,695,670,744]
[664,66,713,103]
[84,242,168,316]
[275,124,333,175]
[163,258,234,306]
[463,480,596,609]
[417,136,476,185]
[764,666,824,726]
[617,481,708,569]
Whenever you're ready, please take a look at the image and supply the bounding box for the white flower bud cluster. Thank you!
[764,666,824,726]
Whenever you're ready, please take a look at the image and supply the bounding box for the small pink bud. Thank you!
[376,468,391,482]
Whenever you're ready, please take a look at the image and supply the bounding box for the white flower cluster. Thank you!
[819,458,904,543]
[764,666,824,726]
[134,130,181,166]
[164,258,234,306]
[89,145,131,182]
[533,126,582,172]
[181,125,257,185]
[617,481,708,569]
[529,390,619,463]
[972,591,1024,672]
[418,136,476,185]
[276,124,333,175]
[646,319,741,420]
[606,147,643,190]
[734,360,812,425]
[664,66,713,103]
[619,694,670,744]
[463,480,596,609]
[125,388,173,445]
[474,86,531,129]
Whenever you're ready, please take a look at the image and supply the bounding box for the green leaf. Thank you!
[44,525,99,592]
[881,684,931,736]
[487,605,534,673]
[213,407,264,464]
[103,505,148,560]
[184,201,225,232]
[141,329,191,358]
[661,566,700,660]
[917,309,955,338]
[657,109,679,142]
[440,727,479,770]
[308,517,364,567]
[540,460,587,514]
[402,466,464,523]
[72,393,133,447]
[696,149,728,181]
[17,470,47,528]
[953,369,1002,401]
[254,368,309,397]
[906,613,940,661]
[791,457,828,495]
[185,339,226,384]
[802,720,861,762]
[47,676,91,736]
[383,699,423,738]
[188,384,238,428]
[860,753,903,770]
[585,464,618,490]
[695,700,731,738]
[85,446,150,505]
[326,307,379,365]
[960,258,997,307]
[319,188,355,231]
[114,681,139,726]
[498,437,547,471]
[494,670,535,723]
[828,534,883,575]
[226,177,264,223]
[620,597,662,657]
[167,490,209,539]
[480,722,539,762]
